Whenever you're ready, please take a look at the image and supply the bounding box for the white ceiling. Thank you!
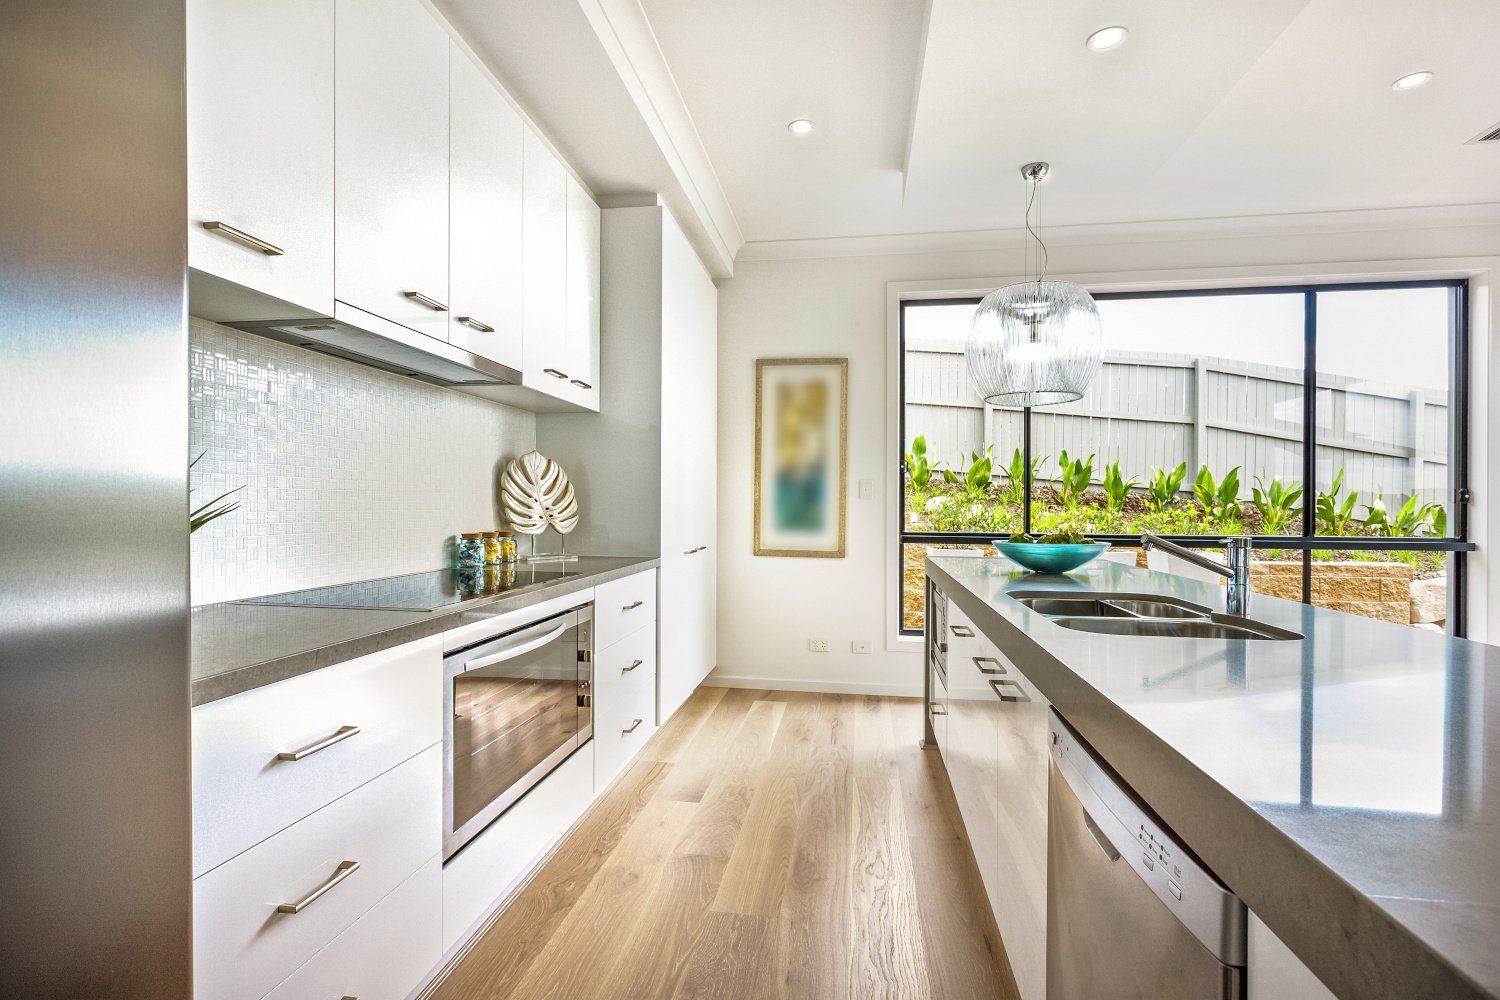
[638,0,1500,245]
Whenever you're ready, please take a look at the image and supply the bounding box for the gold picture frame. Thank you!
[753,358,848,558]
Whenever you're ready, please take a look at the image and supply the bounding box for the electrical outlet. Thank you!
[851,639,872,654]
[808,638,830,653]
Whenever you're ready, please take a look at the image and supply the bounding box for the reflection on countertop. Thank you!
[926,555,1498,1000]
[191,555,658,707]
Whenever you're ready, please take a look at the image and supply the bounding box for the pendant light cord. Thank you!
[1024,175,1049,282]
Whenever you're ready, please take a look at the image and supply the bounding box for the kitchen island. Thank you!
[926,554,1497,1000]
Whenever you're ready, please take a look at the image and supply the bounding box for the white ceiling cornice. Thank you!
[736,203,1500,263]
[575,0,745,277]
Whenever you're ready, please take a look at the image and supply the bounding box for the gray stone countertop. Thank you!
[191,556,659,706]
[926,555,1498,1000]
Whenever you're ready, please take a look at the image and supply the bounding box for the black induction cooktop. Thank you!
[234,565,578,612]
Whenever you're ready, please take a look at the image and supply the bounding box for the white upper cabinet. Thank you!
[187,0,333,316]
[564,174,602,408]
[448,47,523,371]
[335,0,450,342]
[522,128,567,386]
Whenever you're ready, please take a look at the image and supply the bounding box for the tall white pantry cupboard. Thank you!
[537,204,718,723]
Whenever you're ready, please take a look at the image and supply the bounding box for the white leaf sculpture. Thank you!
[501,450,579,536]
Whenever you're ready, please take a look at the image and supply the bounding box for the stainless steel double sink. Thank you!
[1011,591,1303,641]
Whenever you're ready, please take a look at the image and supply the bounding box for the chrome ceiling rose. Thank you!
[966,161,1104,408]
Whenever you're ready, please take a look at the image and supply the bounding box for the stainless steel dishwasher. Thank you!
[1047,710,1247,999]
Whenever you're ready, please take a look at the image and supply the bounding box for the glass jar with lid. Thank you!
[456,532,487,568]
[497,530,518,563]
[482,531,503,565]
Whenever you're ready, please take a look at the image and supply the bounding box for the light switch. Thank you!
[857,478,874,499]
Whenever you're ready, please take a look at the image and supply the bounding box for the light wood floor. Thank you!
[431,687,1019,1000]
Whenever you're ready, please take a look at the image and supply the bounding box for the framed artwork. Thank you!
[753,358,848,558]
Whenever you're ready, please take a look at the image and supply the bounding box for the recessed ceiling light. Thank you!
[1085,26,1128,51]
[787,119,815,135]
[1391,71,1433,91]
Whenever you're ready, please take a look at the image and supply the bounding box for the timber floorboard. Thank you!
[430,688,1019,1000]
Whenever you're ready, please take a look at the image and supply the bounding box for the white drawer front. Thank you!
[193,636,442,877]
[593,569,657,649]
[594,635,657,791]
[593,617,656,713]
[442,743,594,953]
[264,853,441,1000]
[194,746,441,1000]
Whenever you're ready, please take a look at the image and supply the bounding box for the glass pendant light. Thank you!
[966,162,1104,407]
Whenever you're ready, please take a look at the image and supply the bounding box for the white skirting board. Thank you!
[702,671,923,698]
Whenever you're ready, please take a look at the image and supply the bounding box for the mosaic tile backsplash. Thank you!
[189,318,536,605]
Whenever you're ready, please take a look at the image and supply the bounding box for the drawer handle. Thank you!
[201,220,284,256]
[973,656,1007,675]
[623,659,643,672]
[403,290,448,311]
[276,724,360,762]
[456,315,494,333]
[622,600,644,611]
[276,860,360,914]
[929,704,948,716]
[623,718,643,735]
[570,379,593,389]
[989,679,1031,703]
[543,368,568,379]
[949,624,974,637]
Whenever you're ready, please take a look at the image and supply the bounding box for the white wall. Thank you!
[714,211,1500,695]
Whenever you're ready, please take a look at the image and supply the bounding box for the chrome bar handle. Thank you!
[543,368,568,379]
[276,725,360,762]
[201,221,284,256]
[402,290,448,311]
[989,679,1031,703]
[973,656,1007,675]
[623,718,643,735]
[623,659,643,672]
[276,860,360,913]
[569,379,592,389]
[456,316,494,332]
[949,624,974,637]
[622,600,644,611]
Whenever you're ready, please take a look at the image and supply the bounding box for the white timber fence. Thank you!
[904,341,1448,506]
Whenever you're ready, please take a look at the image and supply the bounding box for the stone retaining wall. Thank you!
[1252,561,1413,625]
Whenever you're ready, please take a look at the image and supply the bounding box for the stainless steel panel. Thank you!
[0,1,192,996]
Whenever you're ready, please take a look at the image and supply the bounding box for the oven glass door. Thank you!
[444,606,592,859]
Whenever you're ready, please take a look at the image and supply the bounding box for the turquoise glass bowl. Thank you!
[992,540,1110,574]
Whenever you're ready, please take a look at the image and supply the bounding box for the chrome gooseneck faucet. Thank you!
[1140,533,1253,616]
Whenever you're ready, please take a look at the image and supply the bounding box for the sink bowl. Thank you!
[1047,616,1303,641]
[1012,591,1212,620]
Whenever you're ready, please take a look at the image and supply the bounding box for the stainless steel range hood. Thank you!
[227,302,520,387]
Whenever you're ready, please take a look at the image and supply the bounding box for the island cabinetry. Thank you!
[930,594,1051,1000]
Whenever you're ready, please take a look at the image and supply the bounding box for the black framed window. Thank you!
[899,280,1474,636]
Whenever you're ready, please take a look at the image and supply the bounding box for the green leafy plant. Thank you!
[190,451,244,533]
[1432,504,1447,536]
[1365,492,1439,537]
[1193,465,1241,519]
[963,445,995,495]
[1055,449,1095,509]
[1001,447,1041,508]
[904,434,937,490]
[1147,462,1188,511]
[1250,476,1303,534]
[1101,459,1137,511]
[1315,470,1360,535]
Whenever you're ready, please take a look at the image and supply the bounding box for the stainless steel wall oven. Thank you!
[443,604,593,859]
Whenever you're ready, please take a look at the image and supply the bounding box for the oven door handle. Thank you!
[463,623,569,672]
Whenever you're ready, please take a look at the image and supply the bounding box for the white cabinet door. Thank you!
[335,0,449,341]
[187,0,333,315]
[564,174,601,409]
[448,47,523,371]
[522,127,567,389]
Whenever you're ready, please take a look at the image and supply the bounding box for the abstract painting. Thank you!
[754,358,847,557]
